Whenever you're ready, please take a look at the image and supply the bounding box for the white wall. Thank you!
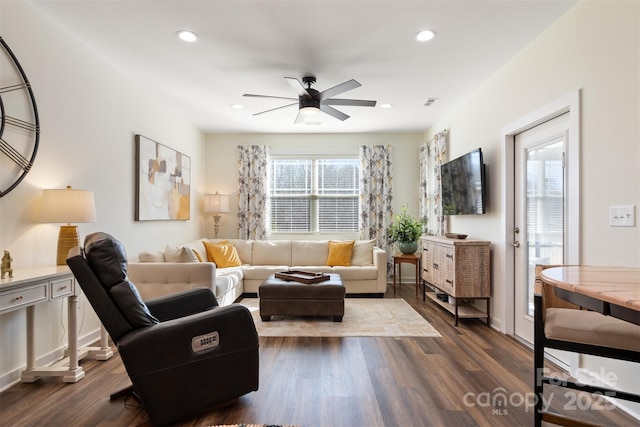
[204,132,424,240]
[426,0,639,407]
[0,1,206,390]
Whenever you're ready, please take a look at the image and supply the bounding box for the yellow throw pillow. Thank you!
[203,241,242,268]
[326,240,355,266]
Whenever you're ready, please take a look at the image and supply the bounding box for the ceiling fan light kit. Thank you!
[243,75,376,124]
[300,106,319,116]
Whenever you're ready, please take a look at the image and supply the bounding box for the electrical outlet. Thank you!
[610,205,636,227]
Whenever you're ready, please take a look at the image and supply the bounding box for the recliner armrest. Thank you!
[117,304,258,375]
[145,287,218,321]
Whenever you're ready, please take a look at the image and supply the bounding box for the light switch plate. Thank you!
[610,205,636,227]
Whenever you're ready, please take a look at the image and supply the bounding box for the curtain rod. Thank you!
[425,128,448,144]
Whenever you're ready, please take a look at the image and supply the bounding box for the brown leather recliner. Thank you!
[67,232,259,426]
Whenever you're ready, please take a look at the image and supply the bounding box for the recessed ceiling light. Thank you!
[416,29,437,42]
[231,104,243,109]
[379,103,393,109]
[176,30,198,42]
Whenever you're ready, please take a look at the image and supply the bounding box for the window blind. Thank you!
[269,158,359,233]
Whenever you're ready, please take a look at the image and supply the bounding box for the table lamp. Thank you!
[41,186,97,265]
[204,192,230,238]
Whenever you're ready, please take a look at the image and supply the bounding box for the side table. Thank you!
[392,253,421,296]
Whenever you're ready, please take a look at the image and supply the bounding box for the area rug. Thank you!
[240,298,441,338]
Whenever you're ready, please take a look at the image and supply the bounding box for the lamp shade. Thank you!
[41,187,97,224]
[204,192,230,214]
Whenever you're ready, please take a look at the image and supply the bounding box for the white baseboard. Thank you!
[0,327,103,393]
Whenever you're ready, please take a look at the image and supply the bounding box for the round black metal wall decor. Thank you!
[0,36,40,197]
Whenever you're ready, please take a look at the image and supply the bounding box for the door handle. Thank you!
[511,241,520,248]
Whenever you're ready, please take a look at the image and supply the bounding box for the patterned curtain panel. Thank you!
[419,130,447,236]
[359,145,393,274]
[237,145,269,240]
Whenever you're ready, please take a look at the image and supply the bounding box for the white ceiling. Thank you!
[31,0,576,134]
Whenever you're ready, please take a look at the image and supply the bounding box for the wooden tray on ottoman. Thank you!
[274,270,330,284]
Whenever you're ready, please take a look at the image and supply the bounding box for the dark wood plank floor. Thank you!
[1,282,637,426]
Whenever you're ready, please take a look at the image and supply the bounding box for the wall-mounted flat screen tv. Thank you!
[440,148,486,215]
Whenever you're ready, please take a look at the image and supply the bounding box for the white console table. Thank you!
[0,266,113,383]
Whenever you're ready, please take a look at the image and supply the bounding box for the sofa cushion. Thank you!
[253,241,292,265]
[242,265,289,281]
[291,241,329,265]
[203,241,242,268]
[332,265,379,280]
[164,245,199,262]
[228,239,253,265]
[215,266,244,299]
[326,240,355,266]
[351,239,376,266]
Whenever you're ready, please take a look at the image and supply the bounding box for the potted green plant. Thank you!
[387,205,425,254]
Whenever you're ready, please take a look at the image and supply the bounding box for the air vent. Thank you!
[424,98,438,107]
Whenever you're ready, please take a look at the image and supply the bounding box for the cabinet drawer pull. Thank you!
[433,263,439,269]
[59,285,68,290]
[15,296,23,302]
[445,279,453,285]
[446,254,453,259]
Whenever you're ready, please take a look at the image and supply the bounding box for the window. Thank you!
[269,158,360,233]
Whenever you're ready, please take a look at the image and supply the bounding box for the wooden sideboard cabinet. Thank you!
[421,236,490,326]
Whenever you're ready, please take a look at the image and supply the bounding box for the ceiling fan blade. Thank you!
[284,77,311,97]
[243,93,297,101]
[322,98,377,107]
[252,102,297,116]
[320,105,350,121]
[294,111,306,124]
[319,79,361,100]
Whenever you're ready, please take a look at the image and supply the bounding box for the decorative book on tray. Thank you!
[275,270,330,284]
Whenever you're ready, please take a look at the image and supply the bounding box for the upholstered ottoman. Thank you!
[258,273,346,322]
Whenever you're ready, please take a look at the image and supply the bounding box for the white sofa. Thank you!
[128,239,387,306]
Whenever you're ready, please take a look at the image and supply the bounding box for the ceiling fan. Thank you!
[243,76,376,123]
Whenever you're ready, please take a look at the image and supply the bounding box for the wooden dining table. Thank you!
[540,265,640,325]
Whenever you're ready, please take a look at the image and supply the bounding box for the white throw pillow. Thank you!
[182,239,208,261]
[351,239,376,265]
[165,245,199,262]
[138,250,166,262]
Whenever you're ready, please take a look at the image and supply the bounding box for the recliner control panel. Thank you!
[192,331,219,353]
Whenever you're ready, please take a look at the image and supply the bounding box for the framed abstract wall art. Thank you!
[135,134,191,221]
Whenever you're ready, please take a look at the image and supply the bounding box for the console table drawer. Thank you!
[0,283,48,313]
[51,277,74,299]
